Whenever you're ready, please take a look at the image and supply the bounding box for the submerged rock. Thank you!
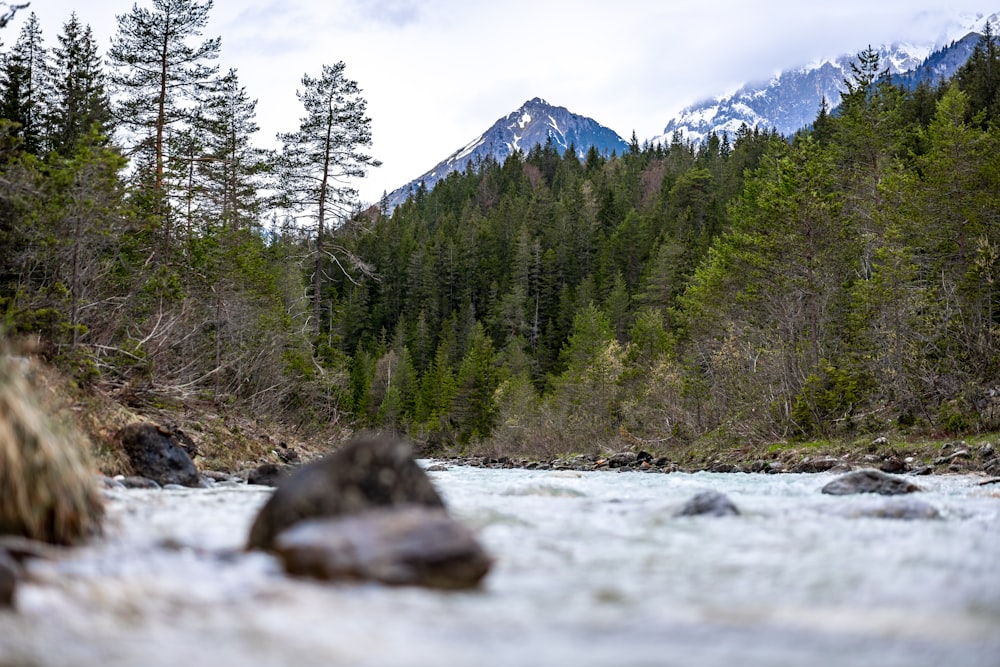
[275,507,492,590]
[848,498,941,520]
[821,469,922,496]
[247,436,445,551]
[117,423,200,488]
[675,490,740,517]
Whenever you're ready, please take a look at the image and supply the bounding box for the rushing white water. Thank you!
[1,467,999,667]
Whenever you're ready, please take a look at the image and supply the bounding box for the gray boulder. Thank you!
[821,469,922,496]
[675,490,740,517]
[247,436,445,551]
[275,507,492,590]
[118,423,200,488]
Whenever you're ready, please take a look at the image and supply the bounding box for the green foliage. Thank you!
[791,363,870,437]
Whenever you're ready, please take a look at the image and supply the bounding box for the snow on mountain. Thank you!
[652,11,1000,145]
[378,12,999,215]
[383,98,628,212]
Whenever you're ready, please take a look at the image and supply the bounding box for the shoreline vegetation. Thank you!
[18,344,997,480]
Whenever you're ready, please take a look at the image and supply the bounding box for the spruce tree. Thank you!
[47,13,112,155]
[276,61,380,339]
[198,68,269,232]
[0,12,49,155]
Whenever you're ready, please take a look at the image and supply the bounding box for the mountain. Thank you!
[893,31,983,89]
[652,12,1000,144]
[384,97,628,211]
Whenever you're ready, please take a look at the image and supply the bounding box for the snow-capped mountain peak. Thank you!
[652,13,998,145]
[384,97,628,211]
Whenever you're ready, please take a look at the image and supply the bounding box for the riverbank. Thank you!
[427,435,1000,477]
[15,350,1000,479]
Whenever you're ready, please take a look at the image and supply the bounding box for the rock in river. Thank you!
[675,490,740,517]
[275,507,492,590]
[247,436,445,551]
[848,498,942,520]
[117,423,200,488]
[821,469,922,496]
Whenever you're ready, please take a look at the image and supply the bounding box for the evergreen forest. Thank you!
[2,1,999,459]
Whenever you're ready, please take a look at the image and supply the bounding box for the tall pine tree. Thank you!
[108,0,221,255]
[276,61,379,339]
[0,12,49,155]
[47,13,112,155]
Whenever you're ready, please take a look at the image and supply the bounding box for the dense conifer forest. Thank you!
[2,1,998,458]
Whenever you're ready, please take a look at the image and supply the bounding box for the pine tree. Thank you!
[108,0,221,248]
[956,21,1000,124]
[276,61,380,339]
[452,322,498,443]
[0,12,49,154]
[47,13,112,155]
[198,68,269,232]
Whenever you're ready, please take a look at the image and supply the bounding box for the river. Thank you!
[1,466,999,667]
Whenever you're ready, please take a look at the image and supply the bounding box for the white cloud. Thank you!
[5,0,997,203]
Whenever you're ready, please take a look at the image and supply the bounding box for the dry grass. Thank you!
[0,349,104,545]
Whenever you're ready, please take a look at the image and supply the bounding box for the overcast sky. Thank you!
[5,1,997,203]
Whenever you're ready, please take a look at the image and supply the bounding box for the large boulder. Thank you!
[0,354,104,545]
[675,490,740,517]
[117,423,200,488]
[247,436,445,551]
[821,469,922,496]
[275,507,492,590]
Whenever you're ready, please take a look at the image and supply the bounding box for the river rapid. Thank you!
[2,467,999,667]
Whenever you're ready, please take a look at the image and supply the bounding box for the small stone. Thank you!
[425,464,449,472]
[879,457,907,474]
[868,436,889,452]
[98,475,126,489]
[675,490,740,517]
[120,476,161,489]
